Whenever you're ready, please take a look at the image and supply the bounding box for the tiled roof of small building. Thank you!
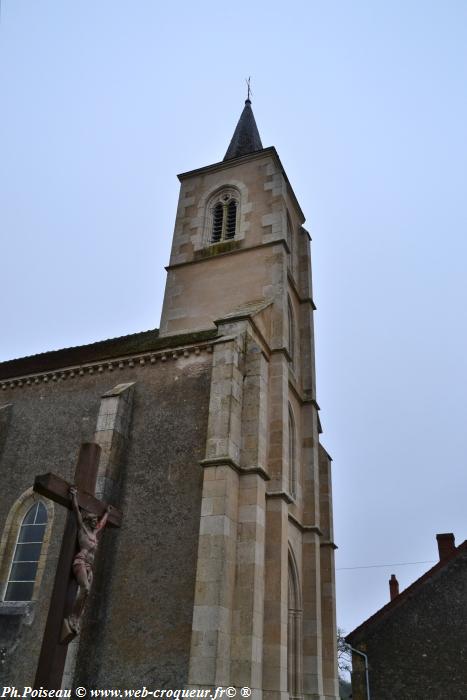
[346,539,467,644]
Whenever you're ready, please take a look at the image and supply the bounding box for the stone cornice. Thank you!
[270,346,293,363]
[0,328,218,381]
[165,238,290,272]
[244,320,271,361]
[177,146,306,224]
[288,373,319,409]
[215,314,272,363]
[0,342,215,391]
[288,512,323,536]
[200,457,270,481]
[266,490,293,504]
[287,270,317,310]
[300,226,312,242]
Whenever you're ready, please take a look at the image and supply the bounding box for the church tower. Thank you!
[0,97,338,699]
[161,99,339,699]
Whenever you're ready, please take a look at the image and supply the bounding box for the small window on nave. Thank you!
[208,189,239,244]
[5,501,48,602]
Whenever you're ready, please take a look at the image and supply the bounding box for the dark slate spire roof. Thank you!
[223,99,263,161]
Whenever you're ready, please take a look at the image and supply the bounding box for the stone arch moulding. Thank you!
[288,544,303,700]
[205,186,241,245]
[193,179,250,250]
[0,487,54,604]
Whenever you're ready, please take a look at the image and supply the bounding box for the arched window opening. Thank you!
[226,200,237,239]
[208,190,239,244]
[288,297,296,369]
[288,549,303,699]
[5,501,48,602]
[288,405,297,500]
[212,203,224,243]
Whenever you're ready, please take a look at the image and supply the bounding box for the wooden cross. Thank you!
[32,442,122,690]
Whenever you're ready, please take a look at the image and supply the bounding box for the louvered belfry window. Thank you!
[210,191,238,243]
[212,203,224,242]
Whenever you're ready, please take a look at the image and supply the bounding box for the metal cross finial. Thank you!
[246,76,252,101]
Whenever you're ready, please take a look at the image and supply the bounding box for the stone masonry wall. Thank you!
[0,348,212,688]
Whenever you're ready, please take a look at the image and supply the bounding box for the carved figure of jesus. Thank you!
[64,486,111,638]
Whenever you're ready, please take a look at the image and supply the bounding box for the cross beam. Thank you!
[34,473,122,528]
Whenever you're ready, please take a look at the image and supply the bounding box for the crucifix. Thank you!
[32,442,122,690]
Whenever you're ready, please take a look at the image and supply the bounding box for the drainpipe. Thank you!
[347,644,370,700]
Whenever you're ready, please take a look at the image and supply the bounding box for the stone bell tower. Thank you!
[161,99,339,699]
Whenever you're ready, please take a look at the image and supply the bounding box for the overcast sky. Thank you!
[1,1,467,638]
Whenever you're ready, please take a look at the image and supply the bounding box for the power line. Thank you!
[337,560,435,571]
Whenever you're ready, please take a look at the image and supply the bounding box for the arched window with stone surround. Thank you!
[288,404,297,500]
[207,188,240,244]
[5,502,47,601]
[0,490,53,603]
[288,548,303,699]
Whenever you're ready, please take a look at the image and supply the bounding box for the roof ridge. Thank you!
[0,328,160,366]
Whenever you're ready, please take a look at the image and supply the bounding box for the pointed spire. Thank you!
[223,98,263,161]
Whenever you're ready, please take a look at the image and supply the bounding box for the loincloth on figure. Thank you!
[72,551,93,575]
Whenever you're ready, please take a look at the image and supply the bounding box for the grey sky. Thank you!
[2,1,467,637]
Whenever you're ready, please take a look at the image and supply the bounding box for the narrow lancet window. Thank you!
[209,190,239,243]
[5,501,47,602]
[212,203,224,243]
[287,212,294,270]
[288,550,303,697]
[226,200,237,239]
[288,405,297,500]
[288,297,296,369]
